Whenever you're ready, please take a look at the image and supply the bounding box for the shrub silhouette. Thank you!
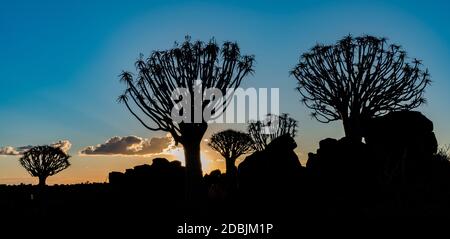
[118,36,254,200]
[248,113,297,151]
[292,35,430,141]
[19,145,71,187]
[208,129,253,179]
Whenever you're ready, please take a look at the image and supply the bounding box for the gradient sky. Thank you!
[1,0,450,185]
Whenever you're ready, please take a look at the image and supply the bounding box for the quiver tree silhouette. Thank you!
[118,36,254,200]
[208,130,254,181]
[19,145,71,187]
[291,35,430,141]
[248,113,297,151]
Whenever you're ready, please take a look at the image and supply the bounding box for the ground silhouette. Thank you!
[2,110,450,236]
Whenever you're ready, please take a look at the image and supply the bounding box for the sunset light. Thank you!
[1,0,450,234]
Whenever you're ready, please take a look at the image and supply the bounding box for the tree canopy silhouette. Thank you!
[19,145,71,187]
[118,36,254,199]
[208,129,254,179]
[248,113,298,151]
[291,35,430,141]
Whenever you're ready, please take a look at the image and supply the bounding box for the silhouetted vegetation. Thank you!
[248,113,297,151]
[292,35,430,141]
[208,129,253,179]
[118,36,254,200]
[3,34,450,235]
[19,145,71,187]
[208,130,253,198]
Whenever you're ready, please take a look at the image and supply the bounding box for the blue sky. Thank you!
[1,0,450,184]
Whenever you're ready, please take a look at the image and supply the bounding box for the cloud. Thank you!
[51,140,72,153]
[79,135,173,156]
[0,140,72,156]
[0,146,21,155]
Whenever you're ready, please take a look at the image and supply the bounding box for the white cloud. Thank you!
[0,146,21,155]
[51,140,72,153]
[79,135,173,156]
[0,140,72,156]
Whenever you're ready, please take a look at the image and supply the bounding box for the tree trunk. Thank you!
[183,139,204,202]
[225,157,238,197]
[179,122,207,203]
[38,176,47,188]
[225,157,238,179]
[343,117,363,142]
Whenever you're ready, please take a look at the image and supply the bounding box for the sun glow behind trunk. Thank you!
[163,146,211,175]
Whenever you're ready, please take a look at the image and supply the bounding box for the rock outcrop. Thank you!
[364,111,438,185]
[238,134,303,202]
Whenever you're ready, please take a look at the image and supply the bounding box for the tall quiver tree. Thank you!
[208,130,254,181]
[19,145,71,187]
[292,35,430,141]
[118,37,254,200]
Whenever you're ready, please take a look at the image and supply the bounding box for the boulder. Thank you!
[237,134,302,201]
[204,170,227,201]
[109,171,126,185]
[108,158,185,200]
[307,111,438,186]
[364,111,438,185]
[306,137,371,185]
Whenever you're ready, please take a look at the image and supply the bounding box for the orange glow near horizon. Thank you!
[162,147,213,174]
[0,148,224,185]
[0,147,309,185]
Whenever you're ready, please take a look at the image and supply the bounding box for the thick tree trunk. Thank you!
[183,138,205,202]
[225,157,238,179]
[343,117,363,142]
[38,176,47,188]
[225,157,238,196]
[179,122,207,203]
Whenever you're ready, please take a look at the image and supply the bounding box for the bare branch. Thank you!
[248,113,298,151]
